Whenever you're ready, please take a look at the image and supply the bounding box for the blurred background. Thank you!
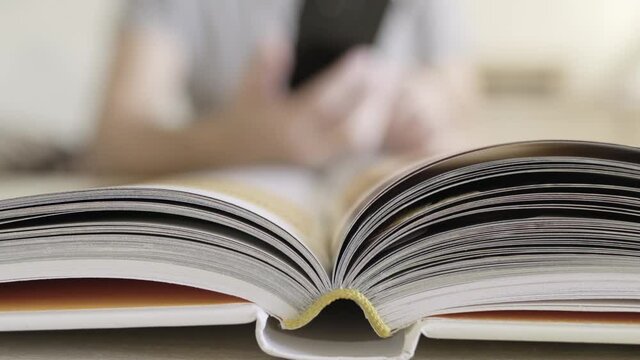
[0,0,638,190]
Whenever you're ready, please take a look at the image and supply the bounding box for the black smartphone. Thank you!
[289,0,390,89]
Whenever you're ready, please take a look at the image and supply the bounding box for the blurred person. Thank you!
[89,0,474,175]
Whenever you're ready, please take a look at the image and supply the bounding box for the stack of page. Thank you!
[0,140,639,359]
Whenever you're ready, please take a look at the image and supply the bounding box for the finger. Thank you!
[315,112,367,161]
[390,113,432,152]
[387,97,462,155]
[258,34,293,100]
[341,60,402,152]
[238,35,293,102]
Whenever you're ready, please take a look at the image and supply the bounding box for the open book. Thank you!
[1,140,640,359]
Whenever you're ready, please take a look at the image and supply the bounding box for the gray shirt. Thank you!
[124,0,467,116]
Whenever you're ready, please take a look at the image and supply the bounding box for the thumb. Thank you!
[240,35,293,102]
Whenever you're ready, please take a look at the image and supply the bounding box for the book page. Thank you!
[323,157,415,259]
[142,165,332,271]
[329,140,640,334]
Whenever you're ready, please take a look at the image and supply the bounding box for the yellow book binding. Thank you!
[282,289,392,338]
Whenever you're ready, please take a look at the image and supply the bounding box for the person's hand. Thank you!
[382,67,465,156]
[208,38,382,168]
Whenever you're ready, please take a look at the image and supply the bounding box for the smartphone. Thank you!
[289,0,390,89]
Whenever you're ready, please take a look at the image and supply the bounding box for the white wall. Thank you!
[463,0,640,100]
[0,0,121,147]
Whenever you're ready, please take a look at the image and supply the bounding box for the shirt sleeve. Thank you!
[121,0,198,45]
[415,0,470,65]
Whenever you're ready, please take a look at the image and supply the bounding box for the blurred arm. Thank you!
[88,29,377,176]
[88,29,247,175]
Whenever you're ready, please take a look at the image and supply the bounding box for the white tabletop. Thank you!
[0,324,638,359]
